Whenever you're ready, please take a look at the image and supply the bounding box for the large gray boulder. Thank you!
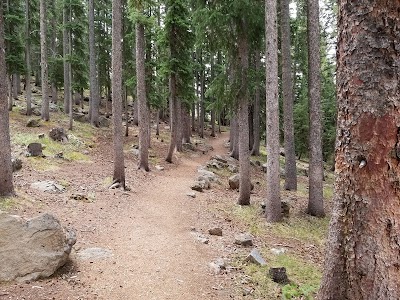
[0,213,76,282]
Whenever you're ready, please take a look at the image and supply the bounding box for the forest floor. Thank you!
[0,100,333,300]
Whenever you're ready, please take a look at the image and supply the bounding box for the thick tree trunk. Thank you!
[307,0,324,217]
[281,0,297,191]
[111,0,125,187]
[136,22,149,171]
[265,0,281,222]
[0,3,14,196]
[237,24,251,206]
[63,4,71,115]
[318,2,400,299]
[89,0,100,126]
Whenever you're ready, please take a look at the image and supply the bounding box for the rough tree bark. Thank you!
[89,0,100,126]
[281,0,297,191]
[25,0,32,116]
[111,0,125,187]
[0,2,14,196]
[251,51,261,156]
[40,0,49,121]
[265,0,281,222]
[136,22,149,171]
[165,74,177,163]
[237,22,251,206]
[63,3,71,115]
[307,0,324,216]
[318,2,400,299]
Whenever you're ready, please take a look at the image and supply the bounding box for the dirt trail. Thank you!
[2,131,234,300]
[83,132,231,299]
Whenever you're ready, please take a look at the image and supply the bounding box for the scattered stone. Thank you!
[242,287,253,296]
[197,169,218,182]
[261,202,266,210]
[209,258,226,275]
[191,181,205,192]
[49,103,59,112]
[0,213,76,282]
[245,248,267,266]
[211,155,228,164]
[55,152,64,159]
[281,200,290,218]
[72,112,88,123]
[98,116,110,127]
[186,191,196,198]
[269,267,289,284]
[208,227,223,236]
[183,143,196,151]
[207,159,225,169]
[197,236,209,244]
[155,165,165,171]
[27,143,43,157]
[11,158,22,172]
[38,133,45,139]
[132,144,139,149]
[26,119,41,127]
[234,233,253,247]
[228,164,238,173]
[197,176,211,189]
[49,127,68,142]
[262,163,268,173]
[82,150,90,155]
[32,108,41,116]
[31,181,66,193]
[229,174,240,190]
[132,149,140,156]
[270,248,286,255]
[76,247,113,261]
[280,147,285,157]
[70,193,91,203]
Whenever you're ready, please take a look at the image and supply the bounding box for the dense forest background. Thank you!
[3,0,337,163]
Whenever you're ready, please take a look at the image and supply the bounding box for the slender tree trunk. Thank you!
[281,0,297,190]
[25,0,32,116]
[16,75,21,95]
[63,3,71,114]
[40,0,49,121]
[166,74,177,163]
[68,19,73,130]
[50,0,57,104]
[199,50,205,138]
[156,108,160,136]
[230,115,239,159]
[124,87,129,137]
[191,102,195,132]
[318,1,400,299]
[7,76,12,111]
[176,97,183,152]
[136,22,149,171]
[89,0,100,126]
[12,74,18,99]
[265,0,281,222]
[237,24,251,206]
[183,105,191,143]
[251,51,261,156]
[111,0,125,187]
[0,2,14,196]
[248,105,254,150]
[307,0,324,217]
